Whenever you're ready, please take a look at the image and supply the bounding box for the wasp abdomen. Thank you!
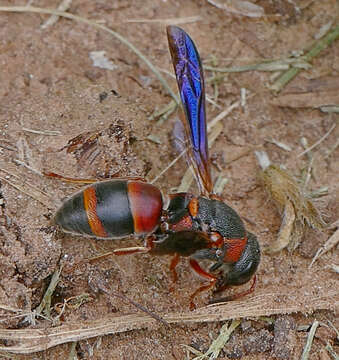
[55,180,163,239]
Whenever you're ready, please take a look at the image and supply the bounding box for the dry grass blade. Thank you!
[22,127,61,136]
[0,290,336,354]
[68,342,77,360]
[270,90,339,108]
[0,175,52,208]
[206,0,264,18]
[321,105,339,113]
[0,6,178,103]
[35,267,63,319]
[204,57,310,73]
[192,319,240,359]
[300,320,319,360]
[297,123,336,158]
[125,16,202,25]
[270,25,339,93]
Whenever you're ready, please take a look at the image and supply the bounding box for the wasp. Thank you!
[54,26,260,309]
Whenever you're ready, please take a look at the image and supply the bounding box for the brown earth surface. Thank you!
[0,1,338,359]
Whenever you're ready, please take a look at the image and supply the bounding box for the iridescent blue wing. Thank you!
[167,26,213,196]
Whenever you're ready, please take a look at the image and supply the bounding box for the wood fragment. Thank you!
[0,289,336,354]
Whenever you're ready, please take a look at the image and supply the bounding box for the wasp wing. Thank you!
[167,26,213,196]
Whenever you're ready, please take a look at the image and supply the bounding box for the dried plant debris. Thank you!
[206,0,265,18]
[300,319,319,360]
[57,121,145,179]
[255,152,325,254]
[310,226,339,267]
[184,319,241,360]
[269,25,339,93]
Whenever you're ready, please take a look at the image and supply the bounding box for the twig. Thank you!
[13,159,43,176]
[22,127,61,136]
[310,228,339,268]
[0,6,178,103]
[297,123,336,158]
[325,342,338,360]
[270,25,339,92]
[40,0,72,29]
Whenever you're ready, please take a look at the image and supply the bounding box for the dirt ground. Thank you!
[0,0,338,359]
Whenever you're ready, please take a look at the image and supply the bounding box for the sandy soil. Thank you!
[0,0,338,359]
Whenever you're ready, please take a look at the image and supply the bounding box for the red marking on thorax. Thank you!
[127,181,163,234]
[223,237,247,263]
[83,186,108,238]
[169,214,193,232]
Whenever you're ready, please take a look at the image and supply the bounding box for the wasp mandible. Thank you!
[54,26,261,309]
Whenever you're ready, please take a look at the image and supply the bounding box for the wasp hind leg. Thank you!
[168,253,181,292]
[188,259,217,310]
[43,171,98,184]
[209,275,257,304]
[44,171,147,184]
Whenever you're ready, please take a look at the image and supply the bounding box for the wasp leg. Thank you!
[188,259,217,310]
[44,171,98,184]
[87,234,156,264]
[209,275,257,304]
[44,171,147,184]
[169,253,180,291]
[87,247,150,264]
[112,246,150,256]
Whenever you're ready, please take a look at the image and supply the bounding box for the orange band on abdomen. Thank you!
[83,186,108,238]
[224,237,247,263]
